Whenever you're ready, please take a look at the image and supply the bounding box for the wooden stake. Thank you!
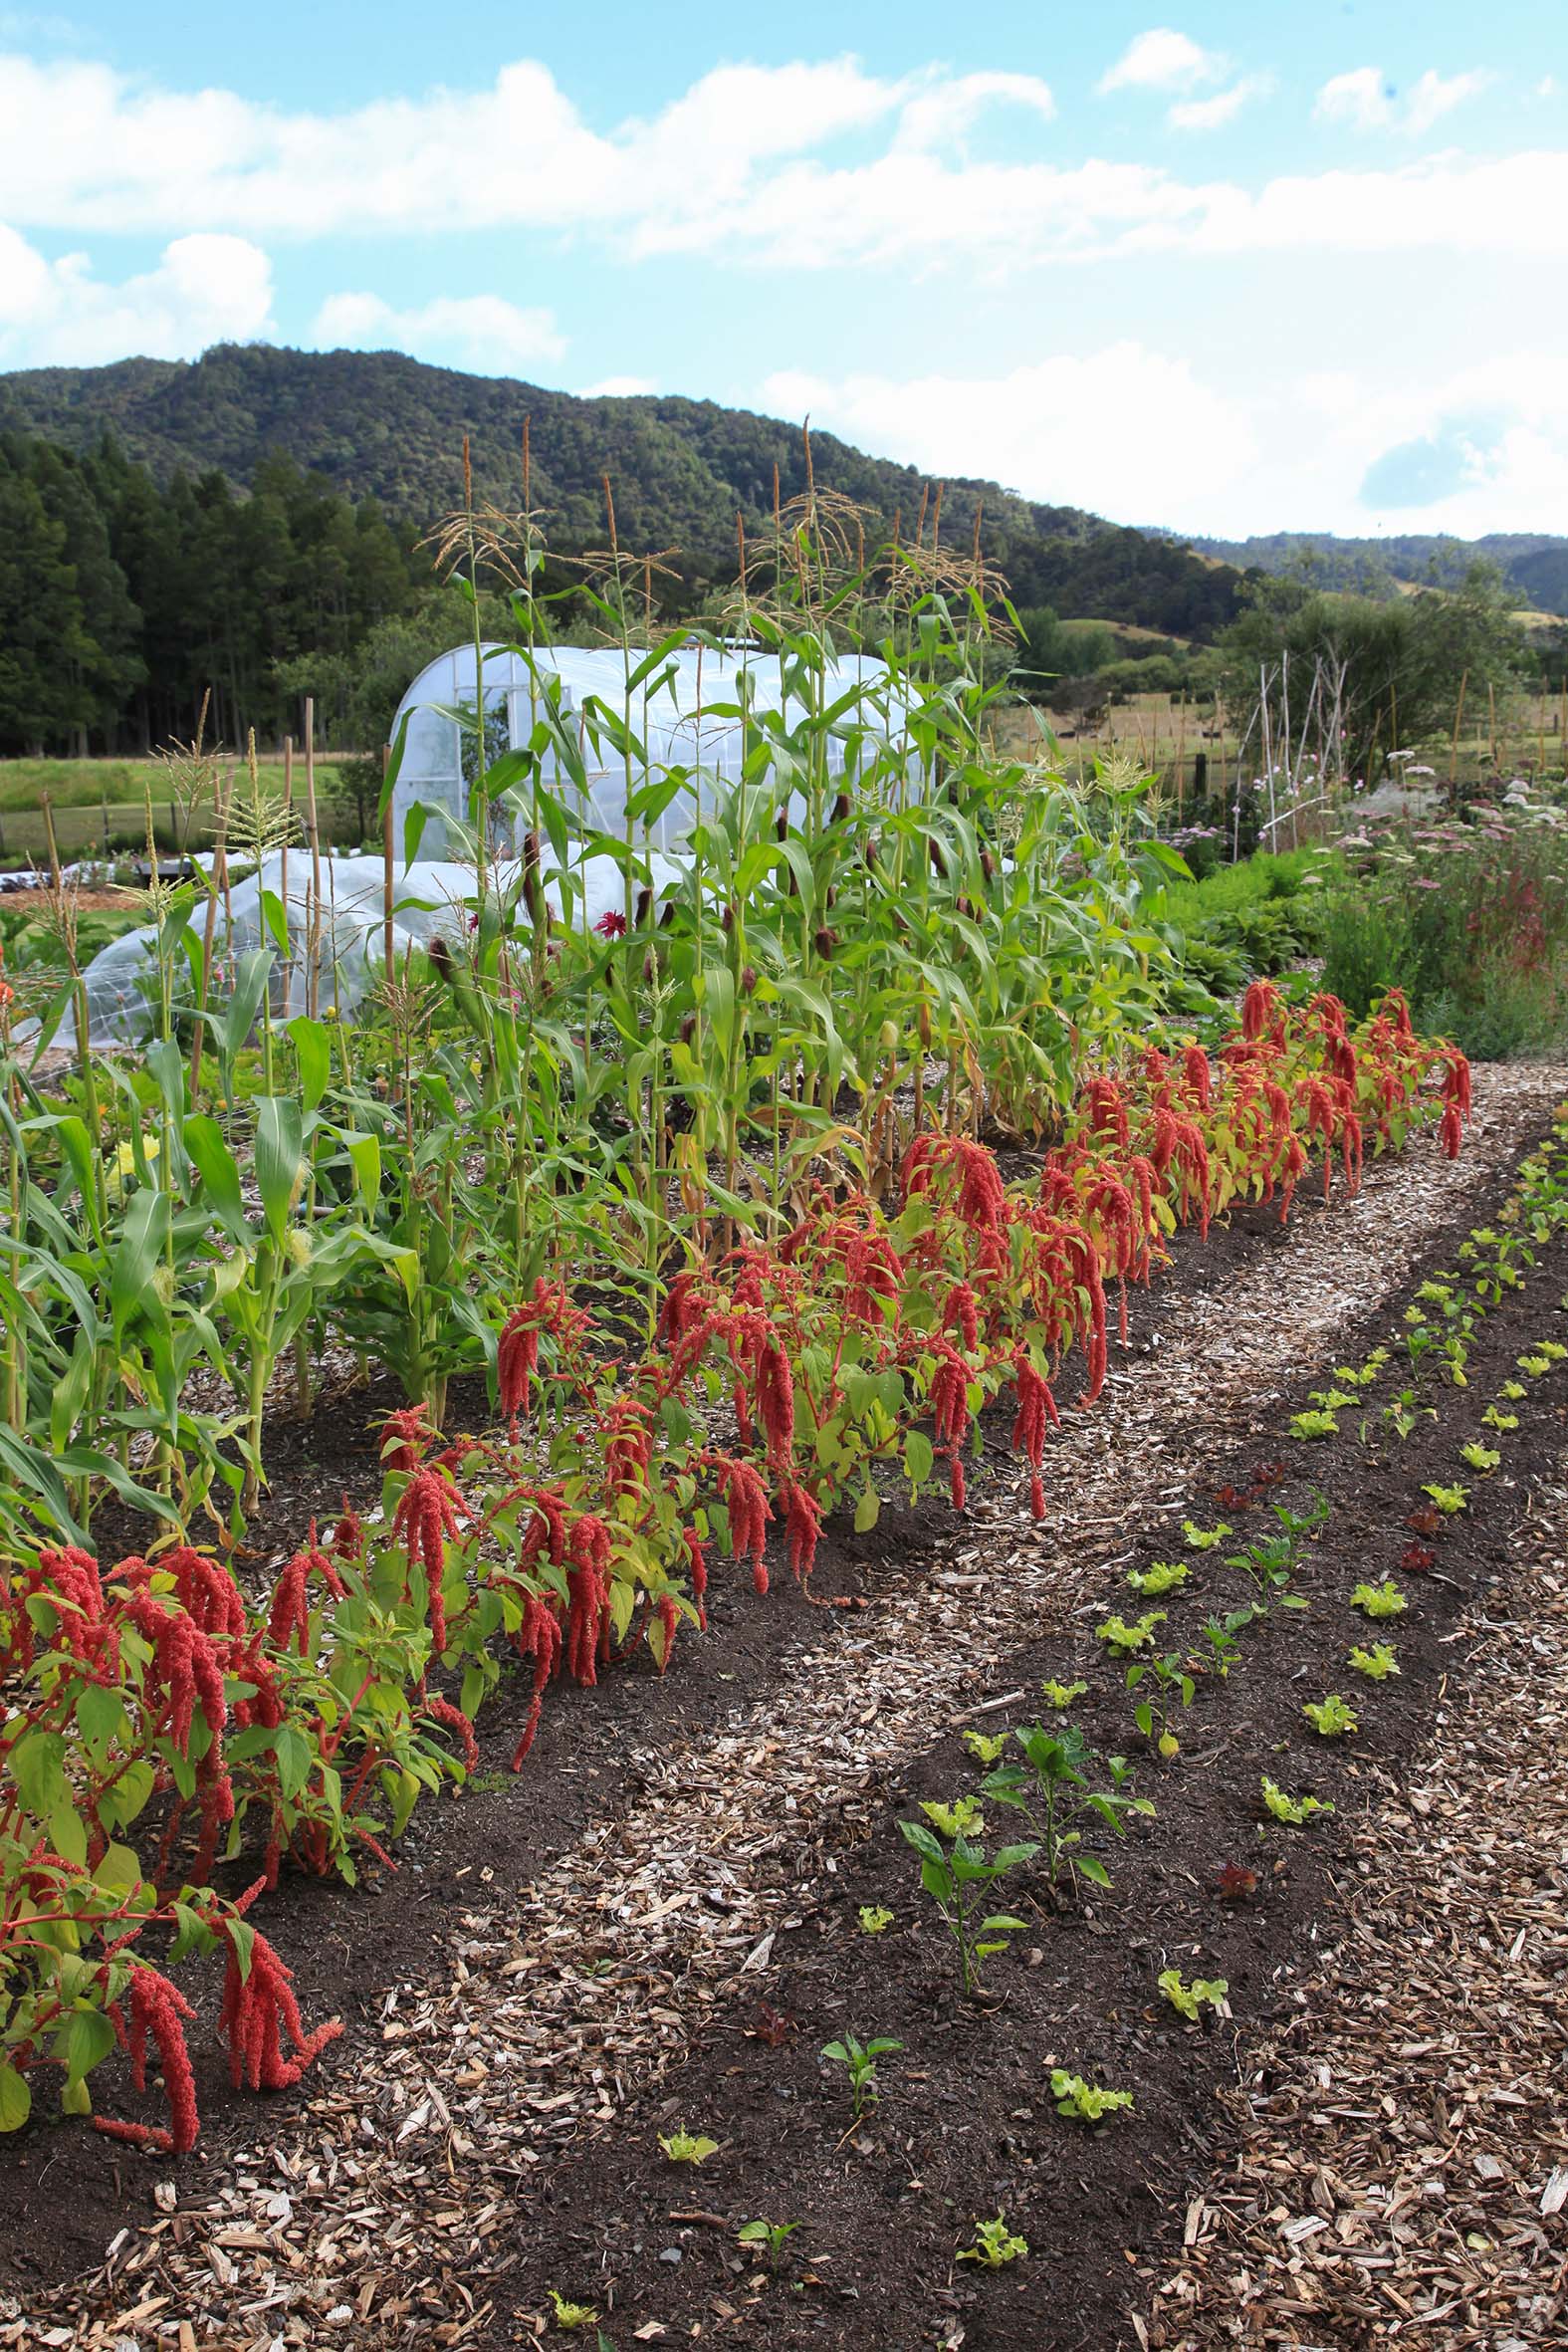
[280,735,294,1020]
[382,744,395,986]
[302,697,323,1020]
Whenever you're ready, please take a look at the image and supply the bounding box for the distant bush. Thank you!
[1322,804,1568,1057]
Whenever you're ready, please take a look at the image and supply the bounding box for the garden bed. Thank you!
[1,1064,1561,2351]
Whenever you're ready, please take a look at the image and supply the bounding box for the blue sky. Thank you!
[1,2,1565,537]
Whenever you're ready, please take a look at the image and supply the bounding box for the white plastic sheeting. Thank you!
[45,845,687,1049]
[390,642,894,858]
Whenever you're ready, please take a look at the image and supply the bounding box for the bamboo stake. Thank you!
[1449,669,1468,798]
[280,735,294,1020]
[302,697,323,1020]
[382,743,394,986]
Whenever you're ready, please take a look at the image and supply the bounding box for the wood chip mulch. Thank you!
[1147,1470,1568,2351]
[3,1063,1563,2351]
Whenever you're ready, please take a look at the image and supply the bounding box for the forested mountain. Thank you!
[1186,531,1568,615]
[0,344,1265,753]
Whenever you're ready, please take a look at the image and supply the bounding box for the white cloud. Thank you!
[1168,75,1271,132]
[893,70,1054,152]
[760,345,1568,539]
[1315,67,1393,131]
[0,225,273,362]
[312,290,564,373]
[1404,68,1491,135]
[762,344,1252,527]
[1315,64,1489,136]
[581,374,657,397]
[1097,30,1225,97]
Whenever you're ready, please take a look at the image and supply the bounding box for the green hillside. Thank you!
[0,343,1246,631]
[1186,530,1568,615]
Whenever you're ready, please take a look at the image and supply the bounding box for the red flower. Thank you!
[595,909,628,939]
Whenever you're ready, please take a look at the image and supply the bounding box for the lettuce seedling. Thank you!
[1351,1578,1407,1618]
[1127,1560,1189,1597]
[958,2215,1028,2267]
[660,2131,719,2165]
[1349,1641,1400,1681]
[1260,1775,1332,1826]
[1157,1968,1228,2020]
[1049,2069,1134,2123]
[1096,1609,1166,1652]
[857,1905,894,1936]
[1303,1693,1358,1737]
[1182,1520,1231,1550]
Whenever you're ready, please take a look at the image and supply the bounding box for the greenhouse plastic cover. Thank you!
[51,642,900,1048]
[41,845,686,1049]
[391,642,895,857]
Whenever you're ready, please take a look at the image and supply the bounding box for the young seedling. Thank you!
[1288,1409,1338,1441]
[820,2033,902,2120]
[737,2219,799,2272]
[981,1724,1153,1897]
[1303,1693,1358,1737]
[1351,1578,1407,1619]
[1348,1641,1400,1681]
[1127,1559,1189,1597]
[958,2215,1028,2267]
[1182,1520,1231,1551]
[898,1801,1037,1996]
[961,1729,1008,1766]
[1193,1609,1252,1680]
[1157,1968,1229,2021]
[857,1905,894,1936]
[1458,1443,1499,1474]
[1040,1677,1087,1710]
[1126,1651,1195,1759]
[1049,2068,1134,2123]
[1481,1407,1519,1432]
[549,2291,599,2331]
[1260,1775,1332,1825]
[1517,1353,1552,1378]
[659,2130,719,2166]
[1213,1862,1258,1901]
[1499,1379,1528,1402]
[1096,1608,1166,1653]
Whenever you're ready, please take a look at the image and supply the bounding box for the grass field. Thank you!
[0,758,360,863]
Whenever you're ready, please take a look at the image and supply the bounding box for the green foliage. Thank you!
[1260,1775,1333,1826]
[1049,2069,1134,2123]
[857,1906,895,1936]
[1350,1579,1408,1618]
[659,2131,719,2165]
[1127,1560,1189,1596]
[820,2033,902,2120]
[957,2215,1029,2266]
[1157,1969,1228,2020]
[1302,1693,1359,1737]
[1096,1608,1166,1651]
[1348,1641,1400,1680]
[899,1803,1037,1997]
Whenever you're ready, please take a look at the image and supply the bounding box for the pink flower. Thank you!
[595,910,627,939]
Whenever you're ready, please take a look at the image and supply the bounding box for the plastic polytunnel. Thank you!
[388,641,900,858]
[52,641,905,1047]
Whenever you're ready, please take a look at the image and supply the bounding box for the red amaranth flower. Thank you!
[425,1694,479,1772]
[265,1534,347,1657]
[99,1965,200,2154]
[218,1897,342,2092]
[1010,1356,1059,1521]
[509,1589,563,1768]
[714,1456,773,1594]
[563,1515,615,1685]
[391,1464,469,1656]
[594,909,628,939]
[782,1480,823,1584]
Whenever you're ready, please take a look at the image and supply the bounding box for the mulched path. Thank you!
[1150,1478,1568,2351]
[1,1065,1564,2351]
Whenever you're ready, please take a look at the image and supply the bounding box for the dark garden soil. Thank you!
[1,1112,1563,2348]
[480,1170,1568,2350]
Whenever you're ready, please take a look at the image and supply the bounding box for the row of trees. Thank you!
[0,434,430,755]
